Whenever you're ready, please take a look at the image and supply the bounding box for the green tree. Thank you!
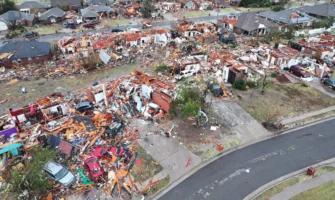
[4,146,56,199]
[284,26,295,40]
[170,86,203,118]
[140,0,154,18]
[273,30,281,49]
[0,0,16,15]
[271,5,284,12]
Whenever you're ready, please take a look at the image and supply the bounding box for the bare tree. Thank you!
[261,74,272,95]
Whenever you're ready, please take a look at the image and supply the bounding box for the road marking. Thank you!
[218,168,251,185]
[248,150,286,164]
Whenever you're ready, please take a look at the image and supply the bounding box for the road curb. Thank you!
[244,157,335,200]
[151,116,335,200]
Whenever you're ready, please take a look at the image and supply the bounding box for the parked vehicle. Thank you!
[83,23,96,29]
[23,32,39,39]
[75,101,94,113]
[93,146,125,159]
[321,77,335,90]
[63,20,77,29]
[84,157,104,181]
[111,28,123,33]
[289,65,311,78]
[43,161,75,187]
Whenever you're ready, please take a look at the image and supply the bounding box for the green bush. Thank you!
[271,72,280,78]
[233,80,247,90]
[6,31,19,39]
[154,65,169,73]
[271,5,284,12]
[246,81,257,88]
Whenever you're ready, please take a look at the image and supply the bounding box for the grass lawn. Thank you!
[256,166,335,200]
[131,145,163,182]
[290,180,335,200]
[238,7,269,11]
[103,18,132,28]
[331,30,335,35]
[237,80,335,123]
[28,24,62,35]
[182,11,210,18]
[220,8,236,13]
[0,64,138,115]
[147,175,170,196]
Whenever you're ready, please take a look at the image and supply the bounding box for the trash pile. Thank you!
[0,69,176,199]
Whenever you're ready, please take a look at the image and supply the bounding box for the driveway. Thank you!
[212,101,271,144]
[160,119,335,200]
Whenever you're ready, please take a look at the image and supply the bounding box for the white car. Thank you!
[43,161,75,187]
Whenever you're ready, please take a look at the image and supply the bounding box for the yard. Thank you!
[103,18,133,28]
[256,166,335,200]
[236,80,335,123]
[0,64,138,115]
[290,180,335,200]
[27,24,62,35]
[236,7,269,12]
[131,145,163,182]
[182,11,210,18]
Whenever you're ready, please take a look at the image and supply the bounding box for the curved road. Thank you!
[160,119,335,200]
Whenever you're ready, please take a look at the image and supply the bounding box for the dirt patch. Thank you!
[131,145,163,182]
[237,81,335,123]
[0,64,138,115]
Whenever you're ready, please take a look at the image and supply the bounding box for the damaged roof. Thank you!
[298,3,335,18]
[235,12,279,31]
[80,8,99,18]
[51,0,81,7]
[18,1,48,9]
[39,7,66,20]
[87,0,109,5]
[0,10,35,22]
[0,40,51,60]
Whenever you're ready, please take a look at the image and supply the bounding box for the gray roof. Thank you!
[81,5,113,14]
[18,1,48,9]
[298,3,335,18]
[39,7,66,20]
[235,12,279,31]
[258,10,304,24]
[0,40,51,60]
[51,0,81,7]
[0,10,35,22]
[87,0,109,5]
[80,9,99,18]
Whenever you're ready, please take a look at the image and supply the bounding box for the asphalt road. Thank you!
[160,119,335,200]
[37,15,222,42]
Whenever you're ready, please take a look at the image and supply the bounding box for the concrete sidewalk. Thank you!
[281,105,335,125]
[271,170,335,200]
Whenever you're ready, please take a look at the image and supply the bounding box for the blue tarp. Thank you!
[48,135,61,149]
[0,143,23,157]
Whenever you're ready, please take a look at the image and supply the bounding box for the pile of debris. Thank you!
[0,70,176,198]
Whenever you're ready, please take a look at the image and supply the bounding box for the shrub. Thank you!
[233,80,247,90]
[246,81,257,88]
[271,72,280,78]
[154,65,169,73]
[271,5,284,12]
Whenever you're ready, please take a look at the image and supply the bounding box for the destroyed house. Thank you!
[9,104,43,130]
[35,93,68,122]
[0,40,51,67]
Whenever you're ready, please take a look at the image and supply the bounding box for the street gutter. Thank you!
[151,116,335,200]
